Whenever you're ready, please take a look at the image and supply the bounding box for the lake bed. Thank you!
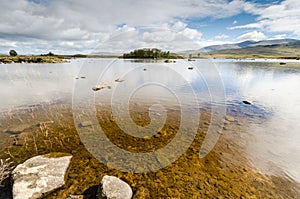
[0,58,299,198]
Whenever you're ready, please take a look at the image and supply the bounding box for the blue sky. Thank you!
[0,0,299,54]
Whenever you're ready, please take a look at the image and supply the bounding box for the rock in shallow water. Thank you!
[225,115,235,122]
[5,123,33,135]
[12,153,72,199]
[97,175,132,199]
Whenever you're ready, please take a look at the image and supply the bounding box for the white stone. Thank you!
[12,154,72,199]
[99,175,132,199]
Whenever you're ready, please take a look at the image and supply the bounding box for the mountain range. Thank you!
[201,39,300,52]
[91,38,300,58]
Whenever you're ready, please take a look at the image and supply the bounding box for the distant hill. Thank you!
[207,41,300,58]
[201,39,300,52]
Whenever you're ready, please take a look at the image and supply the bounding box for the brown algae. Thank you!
[0,103,299,198]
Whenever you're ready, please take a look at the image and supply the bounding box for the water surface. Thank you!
[0,58,300,184]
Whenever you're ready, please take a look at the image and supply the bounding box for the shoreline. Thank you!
[0,56,67,64]
[194,54,300,60]
[1,54,300,64]
[1,55,300,65]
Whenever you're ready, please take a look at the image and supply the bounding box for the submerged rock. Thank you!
[5,123,32,135]
[12,153,72,199]
[97,175,132,199]
[78,121,93,128]
[225,115,235,122]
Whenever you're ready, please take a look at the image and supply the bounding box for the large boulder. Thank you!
[12,153,72,199]
[97,175,132,199]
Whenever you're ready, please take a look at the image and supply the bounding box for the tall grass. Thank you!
[0,158,13,187]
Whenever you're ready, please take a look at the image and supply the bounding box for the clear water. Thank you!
[0,58,300,182]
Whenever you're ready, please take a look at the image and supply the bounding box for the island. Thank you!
[122,48,183,59]
[0,51,67,64]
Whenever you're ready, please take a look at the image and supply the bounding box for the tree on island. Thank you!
[47,51,55,56]
[123,48,182,59]
[9,50,18,56]
[41,52,55,56]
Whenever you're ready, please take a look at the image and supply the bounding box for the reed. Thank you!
[0,158,14,187]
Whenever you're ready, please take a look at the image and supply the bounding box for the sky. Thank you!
[0,0,300,54]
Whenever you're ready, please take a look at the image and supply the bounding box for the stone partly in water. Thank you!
[115,78,125,83]
[92,84,112,91]
[97,175,133,199]
[12,153,72,199]
[164,59,176,63]
[242,100,252,105]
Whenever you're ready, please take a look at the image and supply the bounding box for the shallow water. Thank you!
[0,58,300,193]
[217,60,300,182]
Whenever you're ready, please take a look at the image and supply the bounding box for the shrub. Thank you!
[9,50,18,56]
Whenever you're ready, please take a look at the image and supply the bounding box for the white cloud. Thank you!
[215,34,229,40]
[270,34,287,39]
[236,31,266,42]
[228,23,262,30]
[171,21,187,32]
[230,0,300,37]
[0,0,251,54]
[233,20,238,25]
[196,40,230,48]
[142,30,177,43]
[181,28,203,40]
[101,25,202,53]
[1,0,299,54]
